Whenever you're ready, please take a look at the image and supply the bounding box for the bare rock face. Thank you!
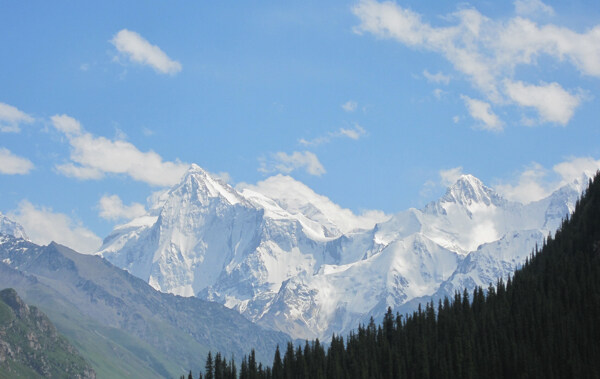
[0,288,96,379]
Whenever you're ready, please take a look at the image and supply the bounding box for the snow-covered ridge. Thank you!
[0,212,28,241]
[98,165,585,340]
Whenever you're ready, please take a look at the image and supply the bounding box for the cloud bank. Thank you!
[9,201,102,254]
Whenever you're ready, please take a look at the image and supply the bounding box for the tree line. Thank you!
[184,172,600,378]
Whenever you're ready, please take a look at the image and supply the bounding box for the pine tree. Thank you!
[272,345,283,379]
[205,352,214,379]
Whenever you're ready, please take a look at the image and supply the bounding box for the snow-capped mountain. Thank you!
[0,211,28,240]
[98,165,585,340]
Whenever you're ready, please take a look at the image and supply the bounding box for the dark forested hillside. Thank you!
[191,172,600,379]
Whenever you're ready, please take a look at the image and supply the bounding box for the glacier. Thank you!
[97,164,588,340]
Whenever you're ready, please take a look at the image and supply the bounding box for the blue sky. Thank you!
[1,0,599,252]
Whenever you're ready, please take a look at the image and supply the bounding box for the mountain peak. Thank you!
[187,163,206,174]
[441,174,503,207]
[0,212,29,240]
[172,163,244,206]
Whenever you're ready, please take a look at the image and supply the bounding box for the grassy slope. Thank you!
[1,279,208,379]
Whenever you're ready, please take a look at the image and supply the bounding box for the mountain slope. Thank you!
[99,165,585,340]
[236,173,600,379]
[0,288,95,379]
[0,234,290,377]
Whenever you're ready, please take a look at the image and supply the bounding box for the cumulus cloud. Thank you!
[494,163,552,203]
[259,151,326,176]
[504,80,582,125]
[495,157,600,203]
[51,114,189,186]
[352,0,599,127]
[0,148,34,175]
[461,96,503,131]
[341,100,358,112]
[98,194,146,221]
[299,124,366,146]
[423,70,450,84]
[0,102,34,133]
[111,29,182,75]
[50,114,82,135]
[9,201,102,254]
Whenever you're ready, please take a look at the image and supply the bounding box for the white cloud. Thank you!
[452,115,460,123]
[352,0,600,127]
[259,151,326,176]
[51,114,82,136]
[353,2,501,98]
[494,163,552,203]
[0,102,34,133]
[339,124,366,140]
[423,70,450,84]
[461,95,503,131]
[514,0,554,17]
[342,100,358,112]
[299,124,366,146]
[0,148,34,175]
[553,157,600,183]
[439,166,464,187]
[111,29,182,75]
[433,88,444,99]
[504,80,582,125]
[52,114,189,186]
[98,194,146,221]
[495,157,600,203]
[9,201,102,254]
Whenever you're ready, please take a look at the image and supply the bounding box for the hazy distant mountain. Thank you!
[0,288,95,379]
[99,164,586,340]
[0,234,290,378]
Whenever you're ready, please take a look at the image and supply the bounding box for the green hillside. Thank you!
[0,288,95,379]
[0,237,289,378]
